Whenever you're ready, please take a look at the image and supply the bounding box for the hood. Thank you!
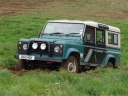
[29,35,83,45]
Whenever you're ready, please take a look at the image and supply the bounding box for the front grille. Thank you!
[27,41,49,55]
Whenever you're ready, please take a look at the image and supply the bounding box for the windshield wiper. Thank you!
[50,32,64,35]
[66,33,80,36]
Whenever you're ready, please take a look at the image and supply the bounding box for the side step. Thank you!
[84,64,90,70]
[80,62,98,71]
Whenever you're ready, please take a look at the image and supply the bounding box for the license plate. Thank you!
[19,55,35,60]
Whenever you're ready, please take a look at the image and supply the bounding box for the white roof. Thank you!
[47,20,120,33]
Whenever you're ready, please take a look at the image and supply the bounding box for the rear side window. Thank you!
[108,32,118,45]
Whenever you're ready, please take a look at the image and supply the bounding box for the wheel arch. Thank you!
[69,52,80,62]
[64,48,80,60]
[104,54,116,67]
[61,50,81,73]
[64,48,80,66]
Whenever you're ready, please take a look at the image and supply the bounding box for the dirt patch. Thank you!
[7,65,53,76]
[2,65,123,76]
[0,0,127,20]
[0,65,28,76]
[125,67,128,71]
[0,66,8,69]
[8,65,28,76]
[0,0,47,17]
[9,69,28,76]
[82,70,103,77]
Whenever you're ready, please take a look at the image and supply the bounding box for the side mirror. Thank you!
[86,34,91,41]
[37,31,41,38]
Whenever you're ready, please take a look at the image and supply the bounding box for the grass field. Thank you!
[0,0,128,95]
[0,68,128,96]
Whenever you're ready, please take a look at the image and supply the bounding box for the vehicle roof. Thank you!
[47,20,120,33]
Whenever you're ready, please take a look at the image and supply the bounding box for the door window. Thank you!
[96,29,105,44]
[84,26,95,43]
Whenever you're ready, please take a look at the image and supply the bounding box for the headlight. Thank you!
[32,43,38,49]
[23,44,27,50]
[54,46,60,53]
[40,43,46,50]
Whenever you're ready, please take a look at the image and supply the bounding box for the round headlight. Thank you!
[54,46,60,53]
[32,43,38,49]
[40,43,46,50]
[23,44,27,50]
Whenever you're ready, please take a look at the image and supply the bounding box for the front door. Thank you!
[83,26,106,66]
[83,26,96,64]
[95,28,106,64]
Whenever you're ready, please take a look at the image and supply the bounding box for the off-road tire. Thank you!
[106,62,114,68]
[61,56,78,73]
[17,59,29,70]
[17,59,25,70]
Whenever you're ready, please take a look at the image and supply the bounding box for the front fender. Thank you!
[104,54,115,66]
[19,39,29,42]
[64,48,79,59]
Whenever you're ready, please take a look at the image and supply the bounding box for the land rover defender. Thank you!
[14,20,121,72]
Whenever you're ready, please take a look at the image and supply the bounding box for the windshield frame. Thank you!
[41,22,86,37]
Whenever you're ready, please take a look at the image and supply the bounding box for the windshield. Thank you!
[43,22,85,35]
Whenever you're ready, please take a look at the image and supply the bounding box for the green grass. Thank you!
[0,14,50,66]
[0,14,128,66]
[0,13,128,95]
[0,68,128,96]
[0,0,128,95]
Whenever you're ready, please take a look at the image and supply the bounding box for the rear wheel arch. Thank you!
[107,57,116,67]
[104,54,115,66]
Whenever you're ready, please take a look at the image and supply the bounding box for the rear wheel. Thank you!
[106,62,114,68]
[61,56,78,73]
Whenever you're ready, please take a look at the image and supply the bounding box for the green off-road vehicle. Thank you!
[14,20,121,72]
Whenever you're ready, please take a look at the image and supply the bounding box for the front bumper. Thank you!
[14,55,63,62]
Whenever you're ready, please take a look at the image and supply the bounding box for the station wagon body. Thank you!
[14,20,121,72]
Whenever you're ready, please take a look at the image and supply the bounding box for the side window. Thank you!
[114,34,118,44]
[96,29,105,44]
[108,32,118,45]
[84,26,95,43]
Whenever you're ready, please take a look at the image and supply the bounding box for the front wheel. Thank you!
[60,56,78,73]
[17,59,29,70]
[17,59,25,70]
